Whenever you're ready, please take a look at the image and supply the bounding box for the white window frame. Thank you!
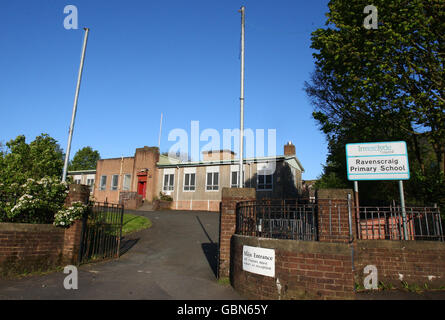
[163,169,175,192]
[206,167,220,192]
[111,174,119,191]
[123,174,132,191]
[256,163,273,191]
[257,172,273,191]
[183,173,196,192]
[230,165,245,188]
[99,175,107,190]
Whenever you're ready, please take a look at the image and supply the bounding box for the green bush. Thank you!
[0,177,68,224]
[159,192,173,202]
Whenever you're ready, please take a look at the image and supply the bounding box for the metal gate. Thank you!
[79,202,124,264]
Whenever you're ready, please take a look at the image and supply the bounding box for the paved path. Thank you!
[0,210,243,300]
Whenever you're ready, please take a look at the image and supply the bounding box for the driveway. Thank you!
[0,210,243,300]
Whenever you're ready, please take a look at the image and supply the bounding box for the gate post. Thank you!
[63,184,90,264]
[218,188,256,280]
[316,189,356,243]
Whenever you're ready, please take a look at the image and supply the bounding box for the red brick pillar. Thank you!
[317,189,356,243]
[218,188,256,279]
[65,184,90,206]
[63,184,90,264]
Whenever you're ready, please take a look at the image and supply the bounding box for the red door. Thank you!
[137,173,147,199]
[137,181,146,197]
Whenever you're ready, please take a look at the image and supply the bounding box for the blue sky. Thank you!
[0,0,330,179]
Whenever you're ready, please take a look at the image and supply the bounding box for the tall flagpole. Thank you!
[238,6,245,188]
[158,112,163,150]
[62,27,90,182]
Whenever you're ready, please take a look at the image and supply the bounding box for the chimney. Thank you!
[284,141,295,156]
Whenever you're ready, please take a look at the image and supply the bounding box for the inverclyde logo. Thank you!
[357,144,394,154]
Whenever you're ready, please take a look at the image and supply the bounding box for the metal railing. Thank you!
[79,202,124,264]
[236,200,318,241]
[356,206,444,241]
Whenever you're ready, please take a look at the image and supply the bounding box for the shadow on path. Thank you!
[196,216,218,278]
[119,237,140,256]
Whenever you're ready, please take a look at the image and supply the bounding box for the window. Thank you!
[257,172,273,190]
[86,178,95,191]
[99,175,107,190]
[206,172,219,191]
[123,174,131,191]
[74,179,81,185]
[184,173,196,191]
[163,173,175,191]
[111,174,119,190]
[230,170,245,188]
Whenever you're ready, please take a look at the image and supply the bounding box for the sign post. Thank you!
[353,180,360,234]
[346,141,410,240]
[398,180,408,240]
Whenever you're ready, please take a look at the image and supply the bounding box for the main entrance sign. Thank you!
[346,141,409,180]
[242,245,275,277]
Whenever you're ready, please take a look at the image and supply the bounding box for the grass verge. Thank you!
[121,213,152,235]
[217,277,231,286]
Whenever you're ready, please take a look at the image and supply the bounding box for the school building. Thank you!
[69,142,304,211]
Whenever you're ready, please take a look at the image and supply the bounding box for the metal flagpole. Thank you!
[238,6,245,188]
[62,27,90,182]
[158,112,163,150]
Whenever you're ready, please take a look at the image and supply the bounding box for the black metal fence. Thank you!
[357,206,444,241]
[236,199,444,242]
[236,200,318,241]
[79,202,124,264]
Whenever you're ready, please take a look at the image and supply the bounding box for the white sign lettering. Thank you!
[242,245,275,277]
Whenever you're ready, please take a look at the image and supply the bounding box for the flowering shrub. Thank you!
[159,192,173,201]
[53,201,88,227]
[0,177,68,224]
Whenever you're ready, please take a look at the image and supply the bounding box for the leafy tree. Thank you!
[306,0,444,207]
[0,134,64,186]
[68,146,100,171]
[0,134,67,223]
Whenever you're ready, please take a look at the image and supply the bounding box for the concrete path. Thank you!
[0,210,243,300]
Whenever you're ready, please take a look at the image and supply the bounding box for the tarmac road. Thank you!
[0,210,242,300]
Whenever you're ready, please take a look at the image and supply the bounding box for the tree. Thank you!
[68,146,100,171]
[0,134,64,186]
[306,0,444,207]
[0,134,67,223]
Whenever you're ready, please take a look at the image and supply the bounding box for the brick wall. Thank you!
[355,240,445,288]
[231,235,355,300]
[0,220,84,277]
[170,200,220,212]
[225,188,445,299]
[0,184,88,277]
[0,223,65,277]
[218,188,256,279]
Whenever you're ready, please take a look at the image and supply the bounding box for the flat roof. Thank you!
[67,169,96,175]
[157,155,305,172]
